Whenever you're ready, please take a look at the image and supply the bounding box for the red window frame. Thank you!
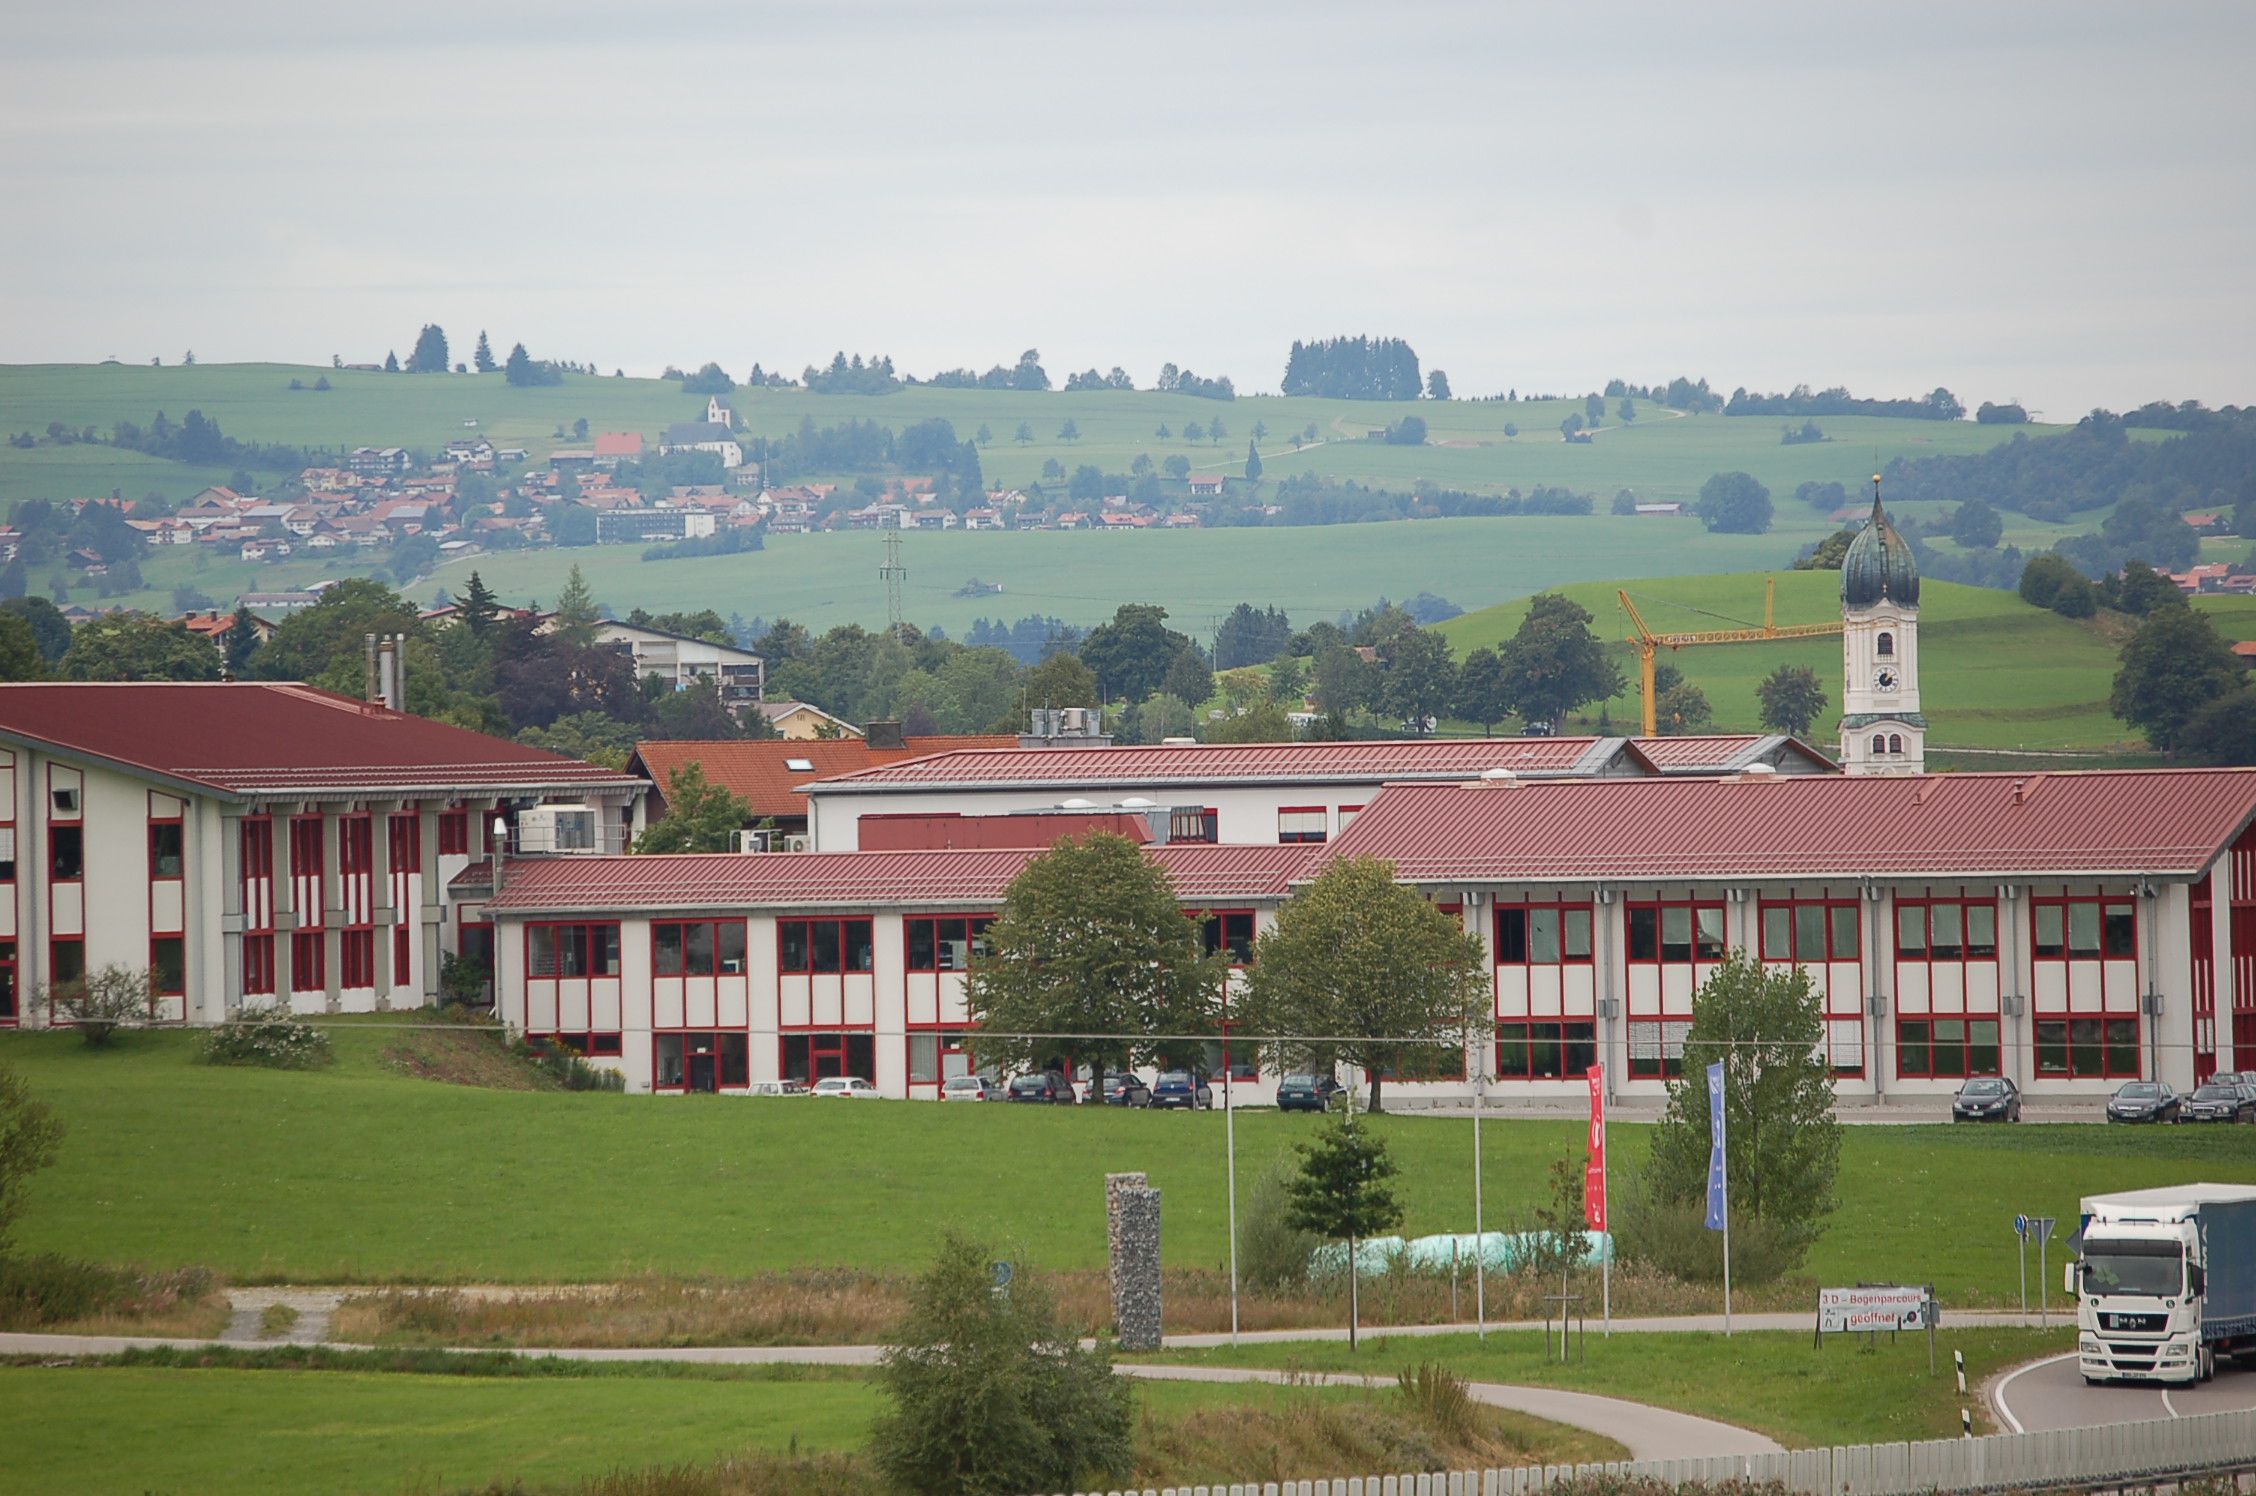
[532,1030,624,1058]
[438,808,470,857]
[1625,898,1726,966]
[653,918,749,977]
[2034,1015,2142,1079]
[526,921,623,979]
[1627,1018,1691,1080]
[49,936,85,993]
[1337,804,1365,833]
[1369,1044,1466,1084]
[1494,1020,1598,1080]
[150,934,186,997]
[48,822,84,884]
[904,914,995,973]
[1200,909,1255,966]
[907,1023,976,1088]
[289,815,324,933]
[1894,896,2000,965]
[339,929,375,989]
[2031,896,2137,962]
[780,1028,877,1083]
[1895,1017,2004,1079]
[1277,806,1328,844]
[0,939,16,1025]
[652,1030,752,1091]
[0,806,14,885]
[148,816,185,883]
[290,930,325,992]
[1758,897,1860,966]
[776,917,874,975]
[1493,901,1595,966]
[243,934,276,998]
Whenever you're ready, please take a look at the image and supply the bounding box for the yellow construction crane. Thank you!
[1617,577,1844,736]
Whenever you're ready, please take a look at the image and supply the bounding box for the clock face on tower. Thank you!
[1876,667,1899,692]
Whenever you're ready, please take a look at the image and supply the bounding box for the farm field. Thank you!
[0,361,2074,630]
[7,1025,2249,1305]
[1436,572,2143,752]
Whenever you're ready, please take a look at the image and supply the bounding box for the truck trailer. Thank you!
[2072,1183,2256,1385]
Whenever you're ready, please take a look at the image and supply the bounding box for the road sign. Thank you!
[990,1260,1013,1294]
[2013,1213,2028,1239]
[2031,1216,2056,1246]
[1818,1285,1936,1333]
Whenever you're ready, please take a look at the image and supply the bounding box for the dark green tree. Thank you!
[2181,689,2256,767]
[1244,439,1262,482]
[1645,952,1842,1272]
[1078,604,1192,702]
[2111,604,2242,752]
[407,324,449,374]
[965,833,1224,1093]
[1284,1104,1403,1348]
[1655,681,1713,735]
[1310,641,1377,717]
[1755,665,1827,738]
[472,330,496,374]
[550,564,601,647]
[383,350,399,373]
[1950,498,2003,549]
[1238,855,1486,1115]
[1426,369,1451,400]
[220,610,263,676]
[1455,645,1511,734]
[2019,553,2096,617]
[0,1061,63,1255]
[1013,421,1033,445]
[1056,418,1079,443]
[1161,642,1213,708]
[1163,455,1191,482]
[1377,628,1456,732]
[458,571,501,636]
[1497,594,1624,730]
[59,615,221,682]
[974,424,992,447]
[634,763,752,852]
[870,1232,1133,1496]
[1694,472,1773,534]
[0,611,41,682]
[252,578,420,685]
[2112,560,2186,617]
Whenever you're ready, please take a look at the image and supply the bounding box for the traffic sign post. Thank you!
[2031,1216,2056,1327]
[2013,1213,2029,1317]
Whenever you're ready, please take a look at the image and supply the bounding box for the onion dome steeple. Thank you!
[1840,474,1919,609]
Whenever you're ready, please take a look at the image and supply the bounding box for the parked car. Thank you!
[2106,1081,2180,1124]
[2179,1082,2256,1124]
[746,1079,810,1098]
[1099,1073,1152,1107]
[811,1076,882,1100]
[1951,1076,2021,1122]
[1151,1070,1214,1110]
[941,1075,993,1102]
[1005,1072,1077,1105]
[2213,1071,2256,1090]
[1275,1073,1345,1113]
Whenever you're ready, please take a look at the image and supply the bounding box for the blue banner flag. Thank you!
[1704,1061,1727,1232]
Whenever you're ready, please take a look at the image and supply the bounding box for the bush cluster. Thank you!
[516,1037,626,1092]
[201,1008,334,1070]
[0,1253,216,1330]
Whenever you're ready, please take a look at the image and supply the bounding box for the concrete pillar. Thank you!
[1106,1172,1162,1351]
[418,802,442,1004]
[320,809,342,1012]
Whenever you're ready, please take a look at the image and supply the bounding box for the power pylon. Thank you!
[879,528,908,638]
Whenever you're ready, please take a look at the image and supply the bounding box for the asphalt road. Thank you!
[1992,1351,2256,1431]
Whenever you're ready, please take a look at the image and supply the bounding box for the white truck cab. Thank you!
[2072,1184,2256,1386]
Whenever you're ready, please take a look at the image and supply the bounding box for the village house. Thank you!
[592,432,643,468]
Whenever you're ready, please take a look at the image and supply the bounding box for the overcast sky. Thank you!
[4,0,2252,416]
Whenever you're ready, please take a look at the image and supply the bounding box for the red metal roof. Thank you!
[1325,769,2256,883]
[483,840,1317,914]
[0,683,640,800]
[629,736,1022,819]
[807,735,1825,794]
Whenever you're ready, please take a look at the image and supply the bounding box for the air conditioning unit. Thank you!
[516,804,598,854]
[733,829,774,854]
[783,834,813,853]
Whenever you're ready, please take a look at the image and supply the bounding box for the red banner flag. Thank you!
[1584,1063,1607,1232]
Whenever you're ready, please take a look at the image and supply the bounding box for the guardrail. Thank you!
[1068,1406,2256,1496]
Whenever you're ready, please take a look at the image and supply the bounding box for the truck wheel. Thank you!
[2200,1345,2216,1382]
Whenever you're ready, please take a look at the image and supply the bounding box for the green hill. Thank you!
[1436,571,2143,754]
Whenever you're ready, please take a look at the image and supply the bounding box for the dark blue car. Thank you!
[1151,1071,1213,1110]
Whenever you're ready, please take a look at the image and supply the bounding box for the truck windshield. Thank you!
[2082,1237,2183,1296]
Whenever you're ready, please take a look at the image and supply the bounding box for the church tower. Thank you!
[1838,476,1925,775]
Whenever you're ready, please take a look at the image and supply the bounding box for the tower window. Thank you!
[1876,632,1894,658]
[1871,734,1886,755]
[1888,734,1903,754]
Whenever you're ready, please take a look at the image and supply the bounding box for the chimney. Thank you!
[374,634,404,712]
[364,632,380,704]
[865,719,906,750]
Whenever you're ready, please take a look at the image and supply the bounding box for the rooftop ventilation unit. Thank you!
[516,804,599,854]
[733,829,774,854]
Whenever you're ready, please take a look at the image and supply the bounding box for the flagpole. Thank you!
[1597,1065,1610,1337]
[1720,1069,1733,1337]
[1473,1066,1485,1340]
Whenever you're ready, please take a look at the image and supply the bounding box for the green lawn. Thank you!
[1436,571,2142,751]
[1156,1327,2069,1448]
[0,1354,1604,1496]
[8,1026,2252,1303]
[1,361,2065,631]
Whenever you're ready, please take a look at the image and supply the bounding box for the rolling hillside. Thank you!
[1435,571,2144,754]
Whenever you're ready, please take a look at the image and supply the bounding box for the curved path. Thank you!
[1991,1351,2256,1432]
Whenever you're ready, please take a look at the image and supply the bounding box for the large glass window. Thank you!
[148,822,184,880]
[778,918,874,975]
[151,936,186,997]
[905,916,995,972]
[2035,1017,2140,1078]
[1494,904,1593,965]
[1495,1021,1598,1080]
[1201,910,1256,966]
[1627,900,1724,964]
[654,1031,749,1091]
[50,825,83,881]
[1895,1018,2002,1078]
[781,1030,877,1083]
[1760,899,1859,964]
[1627,1019,1692,1079]
[527,923,622,979]
[1277,807,1327,844]
[653,919,747,977]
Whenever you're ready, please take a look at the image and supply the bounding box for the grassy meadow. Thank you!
[1436,571,2144,752]
[0,360,2068,631]
[6,1024,2249,1304]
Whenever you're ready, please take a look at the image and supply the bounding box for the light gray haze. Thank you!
[5,0,2253,414]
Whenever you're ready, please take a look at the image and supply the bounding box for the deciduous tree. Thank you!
[1755,665,1827,738]
[1496,594,1622,730]
[1284,1105,1403,1348]
[0,1062,62,1253]
[59,615,220,682]
[2112,604,2242,751]
[1238,856,1486,1114]
[1455,646,1511,734]
[1694,471,1773,534]
[635,763,751,852]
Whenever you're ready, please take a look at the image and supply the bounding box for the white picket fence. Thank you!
[1069,1405,2256,1496]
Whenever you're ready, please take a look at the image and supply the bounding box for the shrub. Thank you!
[1394,1361,1478,1445]
[870,1233,1133,1496]
[202,1007,334,1070]
[1609,1168,1809,1287]
[45,965,157,1046]
[1237,1152,1322,1291]
[0,1253,216,1330]
[517,1036,626,1092]
[0,1062,62,1254]
[440,952,492,1008]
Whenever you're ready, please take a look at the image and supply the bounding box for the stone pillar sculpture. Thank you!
[1105,1171,1162,1351]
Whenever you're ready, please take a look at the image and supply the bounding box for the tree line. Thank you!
[1884,405,2255,526]
[1281,336,1424,401]
[1723,384,1965,421]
